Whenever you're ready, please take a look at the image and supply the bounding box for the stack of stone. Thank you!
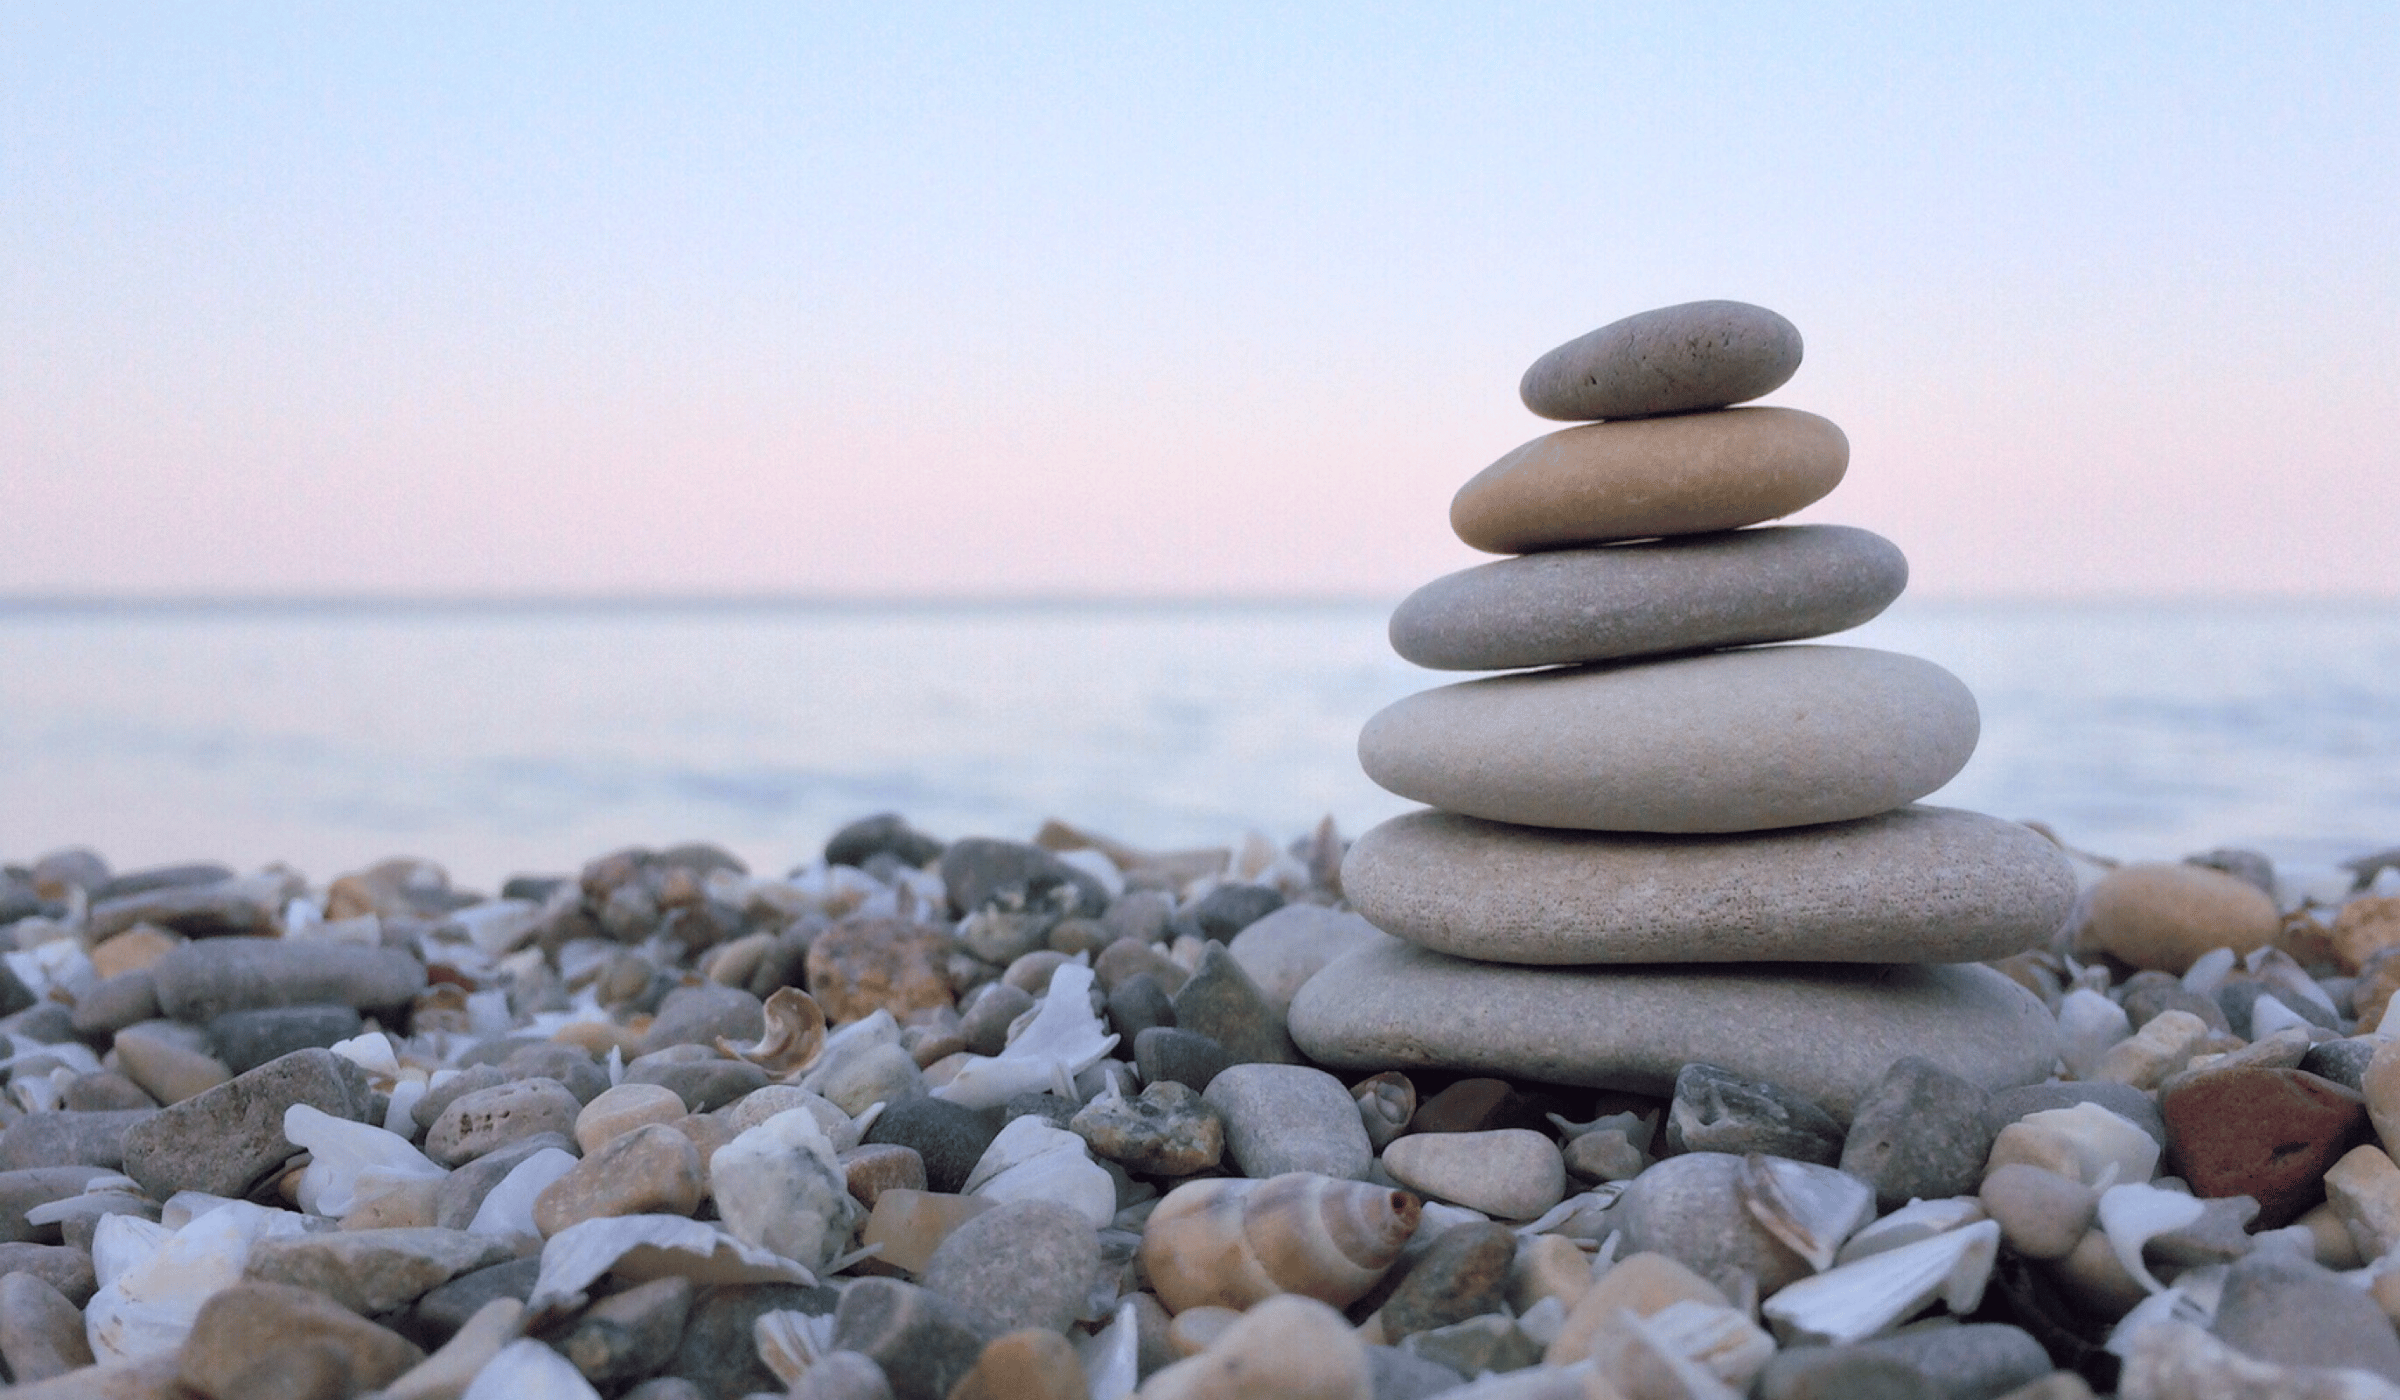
[1291,300,2078,1119]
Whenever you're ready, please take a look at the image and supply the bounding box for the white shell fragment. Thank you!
[467,1148,579,1238]
[285,1103,449,1217]
[459,1338,601,1400]
[84,1199,314,1362]
[528,1215,815,1317]
[754,1308,837,1386]
[1760,1218,2001,1344]
[2056,988,2132,1079]
[2097,1181,2208,1294]
[934,962,1120,1110]
[2011,1103,2160,1186]
[1740,1154,1875,1272]
[1640,1298,1777,1389]
[961,1113,1117,1228]
[1835,1196,1987,1265]
[1078,1297,1142,1400]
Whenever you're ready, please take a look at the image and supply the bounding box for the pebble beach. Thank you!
[3,302,2397,1400]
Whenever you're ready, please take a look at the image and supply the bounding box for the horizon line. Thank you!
[1,587,2395,616]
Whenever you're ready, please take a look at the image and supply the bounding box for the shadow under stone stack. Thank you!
[1289,300,2076,1120]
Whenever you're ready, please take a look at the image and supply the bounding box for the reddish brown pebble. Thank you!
[1410,1079,1521,1135]
[2162,1066,2367,1227]
[806,917,958,1026]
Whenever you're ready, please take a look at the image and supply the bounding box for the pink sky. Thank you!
[5,8,2395,600]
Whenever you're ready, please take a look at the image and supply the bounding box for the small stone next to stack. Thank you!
[1290,299,2078,1118]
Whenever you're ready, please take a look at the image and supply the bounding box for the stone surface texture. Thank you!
[1342,805,2070,963]
[1390,524,1905,671]
[1358,645,1978,834]
[1518,300,1805,421]
[1451,406,1847,553]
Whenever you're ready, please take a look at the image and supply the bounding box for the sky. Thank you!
[4,4,2396,600]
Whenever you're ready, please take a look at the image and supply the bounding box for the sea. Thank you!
[1,598,2395,893]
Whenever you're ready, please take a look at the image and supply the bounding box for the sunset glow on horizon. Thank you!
[5,5,2395,602]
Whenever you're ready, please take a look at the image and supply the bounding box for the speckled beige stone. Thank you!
[1389,524,1906,671]
[1288,940,2057,1121]
[1359,645,1978,834]
[1519,300,1804,421]
[1341,805,2072,964]
[1451,407,1846,553]
[2082,863,2282,973]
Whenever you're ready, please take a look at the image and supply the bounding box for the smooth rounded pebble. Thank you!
[2082,862,2283,973]
[1519,300,1804,421]
[1341,805,2073,964]
[1359,646,1978,834]
[1389,525,1906,671]
[1451,407,1847,553]
[1380,1130,1565,1220]
[1201,1064,1374,1181]
[1288,940,2059,1121]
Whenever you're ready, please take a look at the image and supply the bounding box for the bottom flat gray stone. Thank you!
[1287,941,2058,1121]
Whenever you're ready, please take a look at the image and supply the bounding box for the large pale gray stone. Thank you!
[1358,645,1978,834]
[1287,940,2057,1121]
[1519,300,1804,421]
[1450,407,1847,553]
[1341,805,2073,964]
[1390,525,1906,672]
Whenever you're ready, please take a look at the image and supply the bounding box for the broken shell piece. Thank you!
[754,1308,837,1387]
[2097,1182,2207,1294]
[1985,1101,2160,1187]
[717,987,827,1077]
[1834,1196,1987,1265]
[1353,1071,1415,1150]
[1139,1171,1421,1314]
[2056,988,2132,1079]
[527,1214,814,1318]
[283,1103,447,1218]
[1627,1299,1775,1390]
[933,963,1120,1111]
[1759,1218,2001,1345]
[1740,1154,1875,1273]
[962,1114,1116,1228]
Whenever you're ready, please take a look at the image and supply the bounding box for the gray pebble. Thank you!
[920,1199,1100,1335]
[1839,1057,1994,1210]
[1203,1063,1372,1180]
[1666,1063,1843,1165]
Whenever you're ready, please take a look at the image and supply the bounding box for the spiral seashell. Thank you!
[718,986,827,1077]
[1139,1171,1421,1314]
[1351,1071,1415,1151]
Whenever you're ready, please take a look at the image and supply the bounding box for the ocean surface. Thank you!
[1,598,2395,891]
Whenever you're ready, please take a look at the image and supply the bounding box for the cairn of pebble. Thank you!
[1288,299,2082,1116]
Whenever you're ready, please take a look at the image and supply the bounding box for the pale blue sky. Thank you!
[5,4,2395,597]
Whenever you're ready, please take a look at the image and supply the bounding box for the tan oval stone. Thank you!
[532,1123,702,1236]
[573,1082,688,1154]
[2083,863,2281,973]
[1358,646,1977,834]
[1451,407,1847,553]
[1519,300,1804,421]
[1288,940,2056,1121]
[1390,524,1906,671]
[1342,805,2073,964]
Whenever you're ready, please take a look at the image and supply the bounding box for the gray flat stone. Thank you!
[1289,941,2058,1121]
[1390,525,1906,671]
[1203,1063,1374,1180]
[148,936,426,1021]
[1519,300,1804,421]
[1343,805,2072,964]
[1358,646,1978,834]
[118,1047,377,1198]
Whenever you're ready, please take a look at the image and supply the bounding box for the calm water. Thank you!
[0,598,2395,890]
